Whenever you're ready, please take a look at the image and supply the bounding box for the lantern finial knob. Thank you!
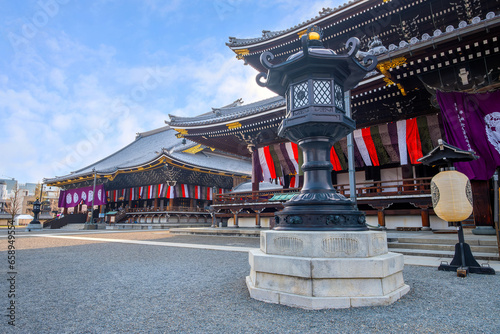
[308,31,320,40]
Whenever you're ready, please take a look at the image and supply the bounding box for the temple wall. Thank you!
[228,217,271,228]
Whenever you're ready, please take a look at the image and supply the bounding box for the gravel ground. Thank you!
[1,234,499,334]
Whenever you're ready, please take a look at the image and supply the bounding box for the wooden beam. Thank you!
[471,180,493,227]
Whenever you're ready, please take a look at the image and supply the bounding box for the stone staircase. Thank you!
[387,234,499,261]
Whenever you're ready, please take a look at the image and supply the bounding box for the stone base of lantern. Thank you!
[246,230,409,309]
[25,222,43,232]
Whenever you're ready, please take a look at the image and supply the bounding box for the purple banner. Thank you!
[58,184,107,208]
[437,90,500,180]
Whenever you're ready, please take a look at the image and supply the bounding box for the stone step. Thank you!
[395,237,497,246]
[389,248,499,261]
[60,224,85,230]
[169,227,260,237]
[108,223,212,230]
[388,242,498,253]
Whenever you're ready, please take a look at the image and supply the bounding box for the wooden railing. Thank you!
[335,177,432,197]
[126,206,208,213]
[214,177,432,204]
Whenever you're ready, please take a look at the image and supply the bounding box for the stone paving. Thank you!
[1,229,499,333]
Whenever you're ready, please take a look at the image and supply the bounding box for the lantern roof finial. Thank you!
[418,139,478,167]
[255,25,377,96]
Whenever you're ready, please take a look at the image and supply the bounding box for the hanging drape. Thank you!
[257,113,445,180]
[58,184,106,208]
[437,90,500,180]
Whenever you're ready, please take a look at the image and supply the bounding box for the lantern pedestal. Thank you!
[246,230,409,309]
[438,221,495,275]
[471,226,496,235]
[25,221,42,232]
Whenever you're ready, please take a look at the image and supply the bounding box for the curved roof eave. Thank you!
[227,0,371,49]
[168,96,285,128]
[45,126,251,187]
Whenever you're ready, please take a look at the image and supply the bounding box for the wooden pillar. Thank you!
[255,209,263,228]
[421,207,430,230]
[231,209,240,228]
[63,207,68,215]
[190,198,195,210]
[471,180,493,227]
[167,199,173,211]
[377,209,386,228]
[154,198,158,210]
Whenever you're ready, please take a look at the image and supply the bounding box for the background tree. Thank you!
[5,187,22,224]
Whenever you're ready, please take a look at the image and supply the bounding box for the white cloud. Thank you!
[49,68,67,92]
[141,0,183,18]
[1,1,337,184]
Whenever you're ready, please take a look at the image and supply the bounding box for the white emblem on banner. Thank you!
[485,112,500,155]
[73,193,79,203]
[89,190,94,202]
[98,189,102,201]
[81,191,87,201]
[66,193,72,204]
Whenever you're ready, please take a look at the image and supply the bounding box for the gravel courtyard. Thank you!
[1,230,499,333]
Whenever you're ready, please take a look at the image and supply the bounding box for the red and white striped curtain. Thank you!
[194,185,202,199]
[258,114,444,178]
[105,184,230,203]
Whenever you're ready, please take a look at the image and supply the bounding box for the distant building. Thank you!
[0,180,6,212]
[0,179,57,224]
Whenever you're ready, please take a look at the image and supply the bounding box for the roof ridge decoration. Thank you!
[135,125,171,139]
[380,12,498,56]
[226,0,368,47]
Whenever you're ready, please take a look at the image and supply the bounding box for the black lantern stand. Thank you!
[26,198,42,232]
[256,26,376,231]
[418,140,495,275]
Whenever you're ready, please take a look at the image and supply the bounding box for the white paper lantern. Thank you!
[430,170,473,222]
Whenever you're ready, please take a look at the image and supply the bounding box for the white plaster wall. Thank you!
[365,215,379,227]
[228,217,270,228]
[429,215,454,230]
[385,215,423,229]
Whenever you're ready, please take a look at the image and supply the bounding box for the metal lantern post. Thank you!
[256,26,377,230]
[418,139,495,275]
[246,26,410,310]
[26,198,43,232]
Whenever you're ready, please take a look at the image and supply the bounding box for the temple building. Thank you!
[44,126,251,228]
[168,0,500,232]
[46,0,500,232]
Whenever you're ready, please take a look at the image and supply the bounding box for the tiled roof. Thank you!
[45,126,251,183]
[168,96,285,127]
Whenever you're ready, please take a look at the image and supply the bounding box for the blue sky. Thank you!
[0,0,340,184]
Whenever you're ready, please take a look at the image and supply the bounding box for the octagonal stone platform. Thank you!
[247,230,410,309]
